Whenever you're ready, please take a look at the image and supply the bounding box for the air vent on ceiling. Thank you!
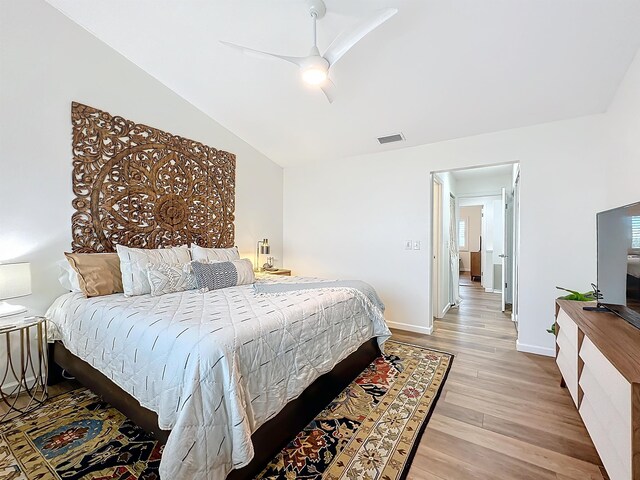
[377,133,405,144]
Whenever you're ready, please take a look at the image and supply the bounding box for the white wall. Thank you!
[284,114,612,356]
[606,48,640,209]
[284,47,640,356]
[0,0,283,314]
[456,173,513,198]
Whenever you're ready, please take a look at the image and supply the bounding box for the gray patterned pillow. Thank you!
[147,263,196,296]
[191,259,255,291]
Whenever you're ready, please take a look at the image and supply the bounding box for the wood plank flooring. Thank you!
[396,275,609,480]
[0,381,78,418]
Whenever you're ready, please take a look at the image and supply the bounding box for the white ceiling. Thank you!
[46,0,640,167]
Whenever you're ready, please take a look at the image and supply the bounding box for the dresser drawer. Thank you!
[555,308,579,406]
[556,323,576,359]
[556,308,578,341]
[580,362,631,472]
[579,337,631,422]
[580,395,631,480]
[556,343,578,406]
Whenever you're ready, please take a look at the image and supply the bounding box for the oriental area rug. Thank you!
[0,341,452,480]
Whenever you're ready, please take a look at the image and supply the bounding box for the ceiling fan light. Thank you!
[301,67,327,85]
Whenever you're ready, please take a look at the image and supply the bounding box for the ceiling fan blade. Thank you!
[220,41,305,67]
[320,78,336,103]
[323,8,398,67]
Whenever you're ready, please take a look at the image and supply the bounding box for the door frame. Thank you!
[431,174,444,319]
[429,162,520,333]
[448,192,459,307]
[512,165,521,326]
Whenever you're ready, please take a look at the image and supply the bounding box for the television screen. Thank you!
[597,202,640,329]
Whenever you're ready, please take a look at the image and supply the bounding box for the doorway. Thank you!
[431,163,520,327]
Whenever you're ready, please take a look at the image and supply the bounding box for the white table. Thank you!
[0,314,48,422]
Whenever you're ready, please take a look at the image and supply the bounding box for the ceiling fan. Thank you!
[221,0,398,103]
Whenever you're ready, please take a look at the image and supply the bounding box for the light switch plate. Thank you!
[413,240,421,250]
[405,240,412,250]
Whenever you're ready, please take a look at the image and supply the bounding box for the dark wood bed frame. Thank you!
[49,337,380,479]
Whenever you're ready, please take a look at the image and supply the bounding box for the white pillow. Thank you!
[57,259,82,292]
[116,245,191,296]
[190,244,239,262]
[147,263,196,297]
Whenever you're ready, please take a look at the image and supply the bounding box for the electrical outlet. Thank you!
[405,240,412,250]
[413,240,421,250]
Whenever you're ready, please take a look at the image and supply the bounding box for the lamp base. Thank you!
[0,301,27,318]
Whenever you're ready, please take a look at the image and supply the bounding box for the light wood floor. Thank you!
[394,278,609,480]
[0,380,78,418]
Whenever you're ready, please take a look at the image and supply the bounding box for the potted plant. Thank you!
[547,286,598,334]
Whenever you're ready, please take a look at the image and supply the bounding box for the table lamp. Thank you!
[0,263,32,318]
[255,238,270,272]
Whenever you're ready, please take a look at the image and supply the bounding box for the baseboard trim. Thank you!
[1,375,36,395]
[387,321,433,336]
[440,303,452,318]
[516,340,555,357]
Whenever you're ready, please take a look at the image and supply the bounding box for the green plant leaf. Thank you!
[556,286,596,302]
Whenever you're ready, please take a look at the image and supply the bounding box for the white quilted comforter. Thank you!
[45,275,390,479]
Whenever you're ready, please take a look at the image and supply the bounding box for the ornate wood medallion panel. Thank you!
[70,102,235,252]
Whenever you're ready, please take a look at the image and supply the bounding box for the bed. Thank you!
[47,275,390,479]
[49,103,391,478]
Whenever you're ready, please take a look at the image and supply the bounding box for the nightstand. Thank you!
[0,314,48,422]
[262,269,291,276]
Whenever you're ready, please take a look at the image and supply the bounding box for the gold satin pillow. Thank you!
[64,252,123,297]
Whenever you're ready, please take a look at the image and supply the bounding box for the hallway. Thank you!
[392,279,608,479]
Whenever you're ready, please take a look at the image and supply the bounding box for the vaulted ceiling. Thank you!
[47,0,640,166]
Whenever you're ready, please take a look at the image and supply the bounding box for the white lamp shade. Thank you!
[0,263,32,300]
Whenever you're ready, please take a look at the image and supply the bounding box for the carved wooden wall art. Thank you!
[71,102,235,252]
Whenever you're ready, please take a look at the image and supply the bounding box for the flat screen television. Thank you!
[597,201,640,329]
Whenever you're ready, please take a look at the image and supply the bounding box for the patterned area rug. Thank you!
[257,340,453,480]
[0,340,451,480]
[0,390,161,480]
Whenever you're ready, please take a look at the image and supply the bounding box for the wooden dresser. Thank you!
[555,300,640,480]
[470,251,481,281]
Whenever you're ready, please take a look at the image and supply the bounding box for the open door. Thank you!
[500,188,507,311]
[501,188,515,312]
